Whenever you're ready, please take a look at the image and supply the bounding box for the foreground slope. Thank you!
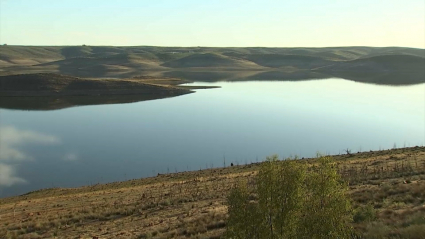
[0,147,424,238]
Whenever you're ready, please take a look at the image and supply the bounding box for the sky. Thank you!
[0,0,424,48]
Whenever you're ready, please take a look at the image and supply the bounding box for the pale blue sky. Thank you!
[1,0,424,47]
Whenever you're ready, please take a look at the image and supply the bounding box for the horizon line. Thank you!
[1,44,424,50]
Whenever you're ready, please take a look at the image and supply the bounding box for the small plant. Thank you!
[354,204,377,223]
[345,148,352,155]
[365,222,391,239]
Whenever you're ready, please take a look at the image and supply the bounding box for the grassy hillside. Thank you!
[0,45,424,85]
[161,53,261,69]
[0,46,63,66]
[0,73,192,97]
[0,73,222,110]
[224,53,333,68]
[317,54,425,72]
[315,54,425,85]
[0,147,424,238]
[2,45,423,65]
[36,53,165,77]
[162,70,328,82]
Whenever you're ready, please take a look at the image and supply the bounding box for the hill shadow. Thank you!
[162,69,424,86]
[0,94,187,111]
[315,54,425,85]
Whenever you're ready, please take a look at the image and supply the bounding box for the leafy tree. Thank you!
[257,155,306,238]
[225,155,353,239]
[299,156,353,238]
[225,181,263,238]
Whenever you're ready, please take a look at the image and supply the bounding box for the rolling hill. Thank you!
[0,45,423,85]
[0,73,191,96]
[161,53,261,69]
[314,54,425,85]
[225,53,333,69]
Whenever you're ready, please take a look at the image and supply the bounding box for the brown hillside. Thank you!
[0,73,192,97]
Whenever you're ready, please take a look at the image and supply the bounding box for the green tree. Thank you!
[225,155,352,239]
[299,156,353,238]
[257,155,306,238]
[225,181,263,238]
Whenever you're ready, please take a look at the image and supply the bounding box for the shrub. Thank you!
[354,204,377,223]
[398,224,425,239]
[299,156,353,238]
[365,222,391,239]
[225,155,353,239]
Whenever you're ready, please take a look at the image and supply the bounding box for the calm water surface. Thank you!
[1,78,424,197]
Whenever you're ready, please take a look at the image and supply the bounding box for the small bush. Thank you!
[354,204,377,223]
[365,222,391,239]
[403,212,425,227]
[398,224,425,239]
[137,232,151,239]
[159,199,171,206]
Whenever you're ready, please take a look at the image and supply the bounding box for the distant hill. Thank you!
[0,45,423,85]
[225,54,333,69]
[0,46,63,66]
[161,53,261,69]
[316,54,424,72]
[314,54,425,85]
[36,53,165,77]
[162,70,328,82]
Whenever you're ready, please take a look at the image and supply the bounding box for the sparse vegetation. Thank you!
[0,146,424,238]
[0,73,193,97]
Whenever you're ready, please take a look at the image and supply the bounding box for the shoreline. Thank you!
[0,73,193,97]
[0,73,219,110]
[3,145,424,200]
[1,146,424,238]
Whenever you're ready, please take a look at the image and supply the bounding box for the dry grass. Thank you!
[0,73,192,97]
[0,146,424,239]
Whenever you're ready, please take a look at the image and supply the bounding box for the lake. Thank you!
[1,78,424,197]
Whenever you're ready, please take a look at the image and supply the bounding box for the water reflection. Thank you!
[0,126,60,161]
[62,153,79,161]
[0,79,423,197]
[162,70,425,85]
[0,126,60,188]
[0,94,190,111]
[0,164,26,187]
[1,70,424,112]
[163,70,329,82]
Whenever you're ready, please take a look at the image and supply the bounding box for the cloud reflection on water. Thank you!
[0,126,60,187]
[63,152,78,161]
[0,163,26,187]
[0,126,60,161]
